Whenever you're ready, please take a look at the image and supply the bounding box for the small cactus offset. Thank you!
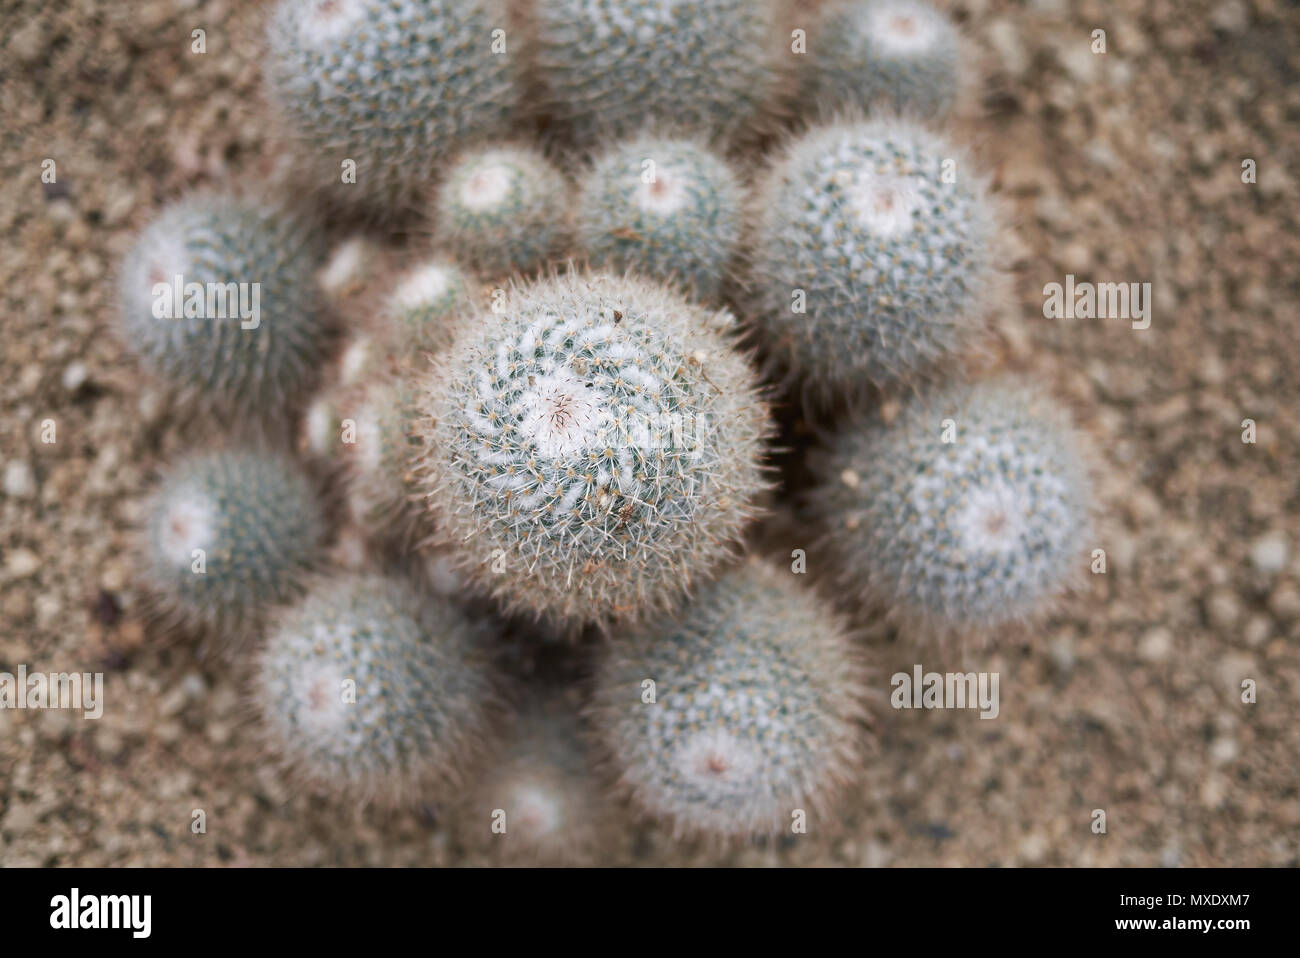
[458,693,618,865]
[338,377,421,535]
[297,333,382,462]
[140,449,326,645]
[810,378,1093,632]
[574,134,744,301]
[265,0,519,213]
[256,573,499,804]
[382,257,476,361]
[591,560,867,840]
[531,0,782,147]
[804,0,965,119]
[415,271,770,628]
[746,117,998,396]
[434,147,570,278]
[119,194,331,428]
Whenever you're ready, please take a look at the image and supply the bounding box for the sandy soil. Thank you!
[0,0,1297,866]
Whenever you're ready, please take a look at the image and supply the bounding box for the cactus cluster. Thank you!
[803,0,965,119]
[115,0,1102,865]
[810,379,1092,632]
[746,117,998,396]
[416,271,770,628]
[434,146,569,278]
[141,450,326,645]
[256,573,499,803]
[265,0,518,213]
[574,135,744,300]
[120,195,331,428]
[591,560,866,839]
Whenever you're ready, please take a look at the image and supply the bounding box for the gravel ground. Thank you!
[1,0,1297,866]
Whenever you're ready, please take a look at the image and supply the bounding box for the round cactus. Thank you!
[120,195,331,427]
[434,147,569,278]
[256,573,499,804]
[574,135,744,300]
[805,0,964,119]
[382,257,475,361]
[457,693,617,864]
[531,0,782,146]
[591,560,866,840]
[415,271,770,628]
[265,0,519,212]
[810,378,1092,631]
[746,118,997,395]
[141,449,326,645]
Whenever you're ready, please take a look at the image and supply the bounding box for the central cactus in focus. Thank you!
[414,272,770,627]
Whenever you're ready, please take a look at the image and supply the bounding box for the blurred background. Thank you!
[0,0,1296,865]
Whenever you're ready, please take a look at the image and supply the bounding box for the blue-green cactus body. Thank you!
[807,0,963,118]
[435,147,569,277]
[747,118,996,395]
[257,573,498,802]
[266,0,519,211]
[592,560,865,839]
[575,136,743,300]
[812,378,1092,629]
[143,450,326,642]
[532,0,781,146]
[120,195,330,424]
[416,272,770,628]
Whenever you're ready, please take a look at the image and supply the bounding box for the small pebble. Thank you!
[1268,586,1300,622]
[1205,589,1239,631]
[1210,737,1238,765]
[1243,615,1271,647]
[5,549,41,579]
[3,460,36,499]
[1249,534,1288,576]
[1137,627,1172,663]
[62,361,89,393]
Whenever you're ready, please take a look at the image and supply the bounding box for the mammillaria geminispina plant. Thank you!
[115,0,1099,863]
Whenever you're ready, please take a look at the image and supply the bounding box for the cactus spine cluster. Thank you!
[591,560,866,839]
[265,0,518,212]
[810,378,1092,631]
[416,271,770,628]
[120,195,330,427]
[256,573,498,803]
[531,0,782,146]
[434,147,569,278]
[804,0,964,119]
[575,135,744,301]
[746,118,997,395]
[141,449,326,644]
